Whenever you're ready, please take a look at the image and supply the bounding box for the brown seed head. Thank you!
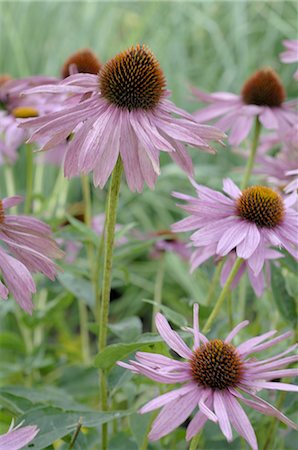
[241,68,285,107]
[191,339,243,390]
[61,49,101,78]
[237,186,285,228]
[99,44,166,111]
[0,200,4,224]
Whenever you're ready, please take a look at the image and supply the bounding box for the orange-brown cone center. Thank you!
[99,44,166,111]
[241,68,285,107]
[191,339,243,390]
[61,49,101,78]
[237,186,285,228]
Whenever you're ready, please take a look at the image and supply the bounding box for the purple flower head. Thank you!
[0,420,39,450]
[118,305,297,448]
[280,40,298,80]
[0,196,64,313]
[172,178,298,275]
[20,44,225,191]
[192,68,297,146]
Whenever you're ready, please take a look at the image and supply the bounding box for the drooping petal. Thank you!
[155,313,193,359]
[148,390,199,440]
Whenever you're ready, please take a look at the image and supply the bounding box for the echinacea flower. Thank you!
[192,68,297,145]
[172,178,298,276]
[20,44,225,191]
[0,420,39,450]
[118,305,297,448]
[280,40,298,80]
[0,196,63,313]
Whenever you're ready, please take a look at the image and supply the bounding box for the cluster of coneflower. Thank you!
[0,41,297,450]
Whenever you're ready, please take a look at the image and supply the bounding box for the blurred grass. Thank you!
[1,1,297,108]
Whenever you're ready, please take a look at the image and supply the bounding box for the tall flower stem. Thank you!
[202,258,243,333]
[206,259,224,306]
[98,157,123,450]
[78,175,94,365]
[24,144,34,214]
[3,161,17,213]
[152,254,166,332]
[189,432,201,450]
[241,117,261,190]
[33,161,45,213]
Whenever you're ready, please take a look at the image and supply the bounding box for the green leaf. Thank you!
[271,265,297,325]
[108,316,143,342]
[58,272,93,306]
[143,299,188,327]
[0,386,89,411]
[94,331,190,370]
[20,406,132,450]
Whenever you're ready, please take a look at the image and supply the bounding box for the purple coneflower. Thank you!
[20,44,225,191]
[172,178,298,275]
[0,196,63,313]
[280,40,298,80]
[0,420,39,450]
[192,68,297,145]
[118,305,297,448]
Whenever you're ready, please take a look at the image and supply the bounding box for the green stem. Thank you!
[3,162,17,213]
[78,299,91,364]
[241,117,261,190]
[140,411,159,450]
[202,258,243,334]
[227,290,233,329]
[24,145,34,214]
[68,417,83,450]
[152,254,166,332]
[33,161,45,213]
[98,157,123,450]
[189,432,201,450]
[47,168,67,218]
[77,175,94,364]
[262,391,286,450]
[206,259,224,306]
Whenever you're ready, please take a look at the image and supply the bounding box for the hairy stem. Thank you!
[24,144,34,214]
[206,259,224,306]
[98,157,123,450]
[241,117,261,190]
[152,254,166,332]
[202,258,243,333]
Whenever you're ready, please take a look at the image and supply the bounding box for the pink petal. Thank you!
[213,391,233,441]
[155,313,193,359]
[148,390,198,440]
[225,393,258,450]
